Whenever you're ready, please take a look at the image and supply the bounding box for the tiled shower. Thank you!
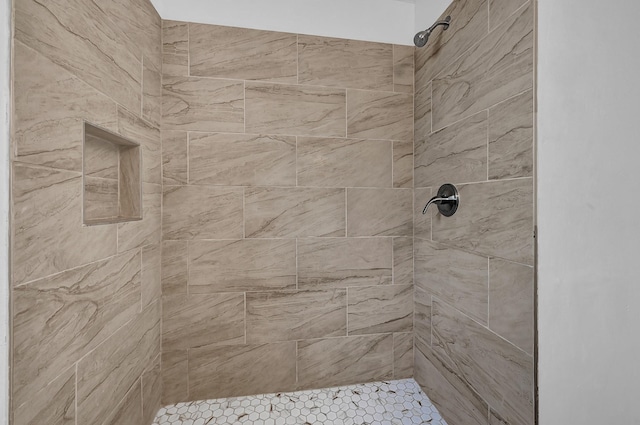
[8,0,535,424]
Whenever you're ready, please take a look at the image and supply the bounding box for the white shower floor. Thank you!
[152,379,447,425]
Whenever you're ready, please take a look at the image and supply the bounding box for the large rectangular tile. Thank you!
[414,81,431,145]
[162,20,188,77]
[432,179,534,264]
[162,130,187,185]
[414,239,488,324]
[414,287,432,346]
[347,285,413,335]
[347,188,413,237]
[161,350,188,405]
[432,2,533,129]
[161,241,188,296]
[347,90,413,141]
[393,237,414,286]
[245,187,345,238]
[393,333,414,379]
[162,293,245,351]
[76,301,161,425]
[163,185,244,240]
[245,82,346,137]
[298,35,393,90]
[489,0,529,31]
[415,111,488,188]
[143,57,162,127]
[83,176,119,221]
[246,290,347,343]
[393,141,414,188]
[190,24,297,82]
[432,300,534,425]
[12,163,117,285]
[189,239,296,292]
[142,244,161,309]
[297,238,393,289]
[102,379,143,425]
[297,334,393,389]
[488,89,534,180]
[414,187,433,240]
[13,366,75,425]
[393,45,414,94]
[489,258,534,355]
[189,132,296,186]
[189,342,296,399]
[163,76,244,132]
[15,0,141,112]
[117,107,161,185]
[117,183,161,252]
[297,137,392,188]
[142,355,162,425]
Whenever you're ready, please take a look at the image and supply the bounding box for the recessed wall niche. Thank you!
[83,122,142,225]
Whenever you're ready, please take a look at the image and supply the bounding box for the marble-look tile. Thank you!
[83,176,119,221]
[76,301,161,425]
[13,366,75,425]
[245,82,346,137]
[297,334,393,389]
[83,134,119,179]
[415,239,489,324]
[142,244,162,309]
[189,132,296,186]
[12,249,141,408]
[190,24,297,82]
[432,2,533,130]
[103,379,143,425]
[489,0,530,31]
[117,107,161,185]
[162,350,188,405]
[415,111,488,188]
[143,57,162,127]
[163,185,244,240]
[393,141,414,188]
[347,285,413,335]
[163,76,244,132]
[13,41,117,172]
[347,90,413,141]
[162,20,188,77]
[297,137,392,188]
[432,179,534,264]
[117,183,162,252]
[298,35,393,91]
[414,287,432,346]
[490,408,510,425]
[162,293,244,351]
[414,187,433,240]
[415,339,490,425]
[297,238,393,289]
[488,89,534,180]
[12,163,117,285]
[161,241,188,296]
[393,237,414,286]
[245,187,345,238]
[142,356,163,425]
[189,239,296,292]
[489,258,534,355]
[393,45,414,94]
[246,290,347,343]
[119,146,142,220]
[414,81,431,146]
[162,131,188,185]
[347,188,413,237]
[393,333,414,379]
[432,300,534,425]
[15,0,142,112]
[189,342,297,400]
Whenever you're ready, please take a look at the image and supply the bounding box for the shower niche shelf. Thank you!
[83,122,142,226]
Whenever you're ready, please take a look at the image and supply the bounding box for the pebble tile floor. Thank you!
[153,379,447,425]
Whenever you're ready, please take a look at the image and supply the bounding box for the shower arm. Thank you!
[426,18,452,34]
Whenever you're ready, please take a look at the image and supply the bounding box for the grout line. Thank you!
[487,257,491,328]
[486,108,490,182]
[244,292,247,344]
[295,238,299,290]
[243,80,246,133]
[186,240,190,296]
[242,186,246,239]
[296,34,300,85]
[75,363,78,425]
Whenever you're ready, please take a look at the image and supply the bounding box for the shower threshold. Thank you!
[153,378,447,425]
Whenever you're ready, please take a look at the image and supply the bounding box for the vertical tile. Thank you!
[414,287,432,346]
[489,0,529,31]
[414,187,433,240]
[246,290,347,343]
[162,185,244,240]
[161,241,188,296]
[117,183,162,252]
[393,333,414,379]
[190,24,297,82]
[142,356,162,425]
[414,239,489,324]
[245,187,345,238]
[162,350,189,405]
[393,141,414,188]
[162,131,188,185]
[297,238,393,290]
[189,132,296,186]
[298,35,393,90]
[347,188,413,237]
[13,367,75,425]
[143,57,162,127]
[189,239,297,293]
[83,176,119,221]
[142,244,161,309]
[414,81,431,146]
[189,342,296,400]
[163,76,244,132]
[297,137,392,188]
[347,90,413,141]
[117,106,161,185]
[245,82,346,137]
[102,379,143,425]
[162,20,188,77]
[489,259,535,355]
[119,145,142,219]
[393,237,414,286]
[162,293,245,351]
[393,45,414,94]
[297,334,393,389]
[347,285,413,335]
[488,89,534,180]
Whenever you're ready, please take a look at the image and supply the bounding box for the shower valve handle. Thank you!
[422,184,460,217]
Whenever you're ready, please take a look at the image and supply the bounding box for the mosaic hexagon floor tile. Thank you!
[153,379,447,425]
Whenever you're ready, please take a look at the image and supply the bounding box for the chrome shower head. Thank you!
[414,16,452,47]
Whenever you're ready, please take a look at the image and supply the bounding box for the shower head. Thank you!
[414,16,451,47]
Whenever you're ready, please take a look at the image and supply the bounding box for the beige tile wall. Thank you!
[413,1,535,425]
[161,21,415,403]
[11,0,162,423]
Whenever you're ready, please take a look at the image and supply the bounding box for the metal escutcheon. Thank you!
[422,183,460,217]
